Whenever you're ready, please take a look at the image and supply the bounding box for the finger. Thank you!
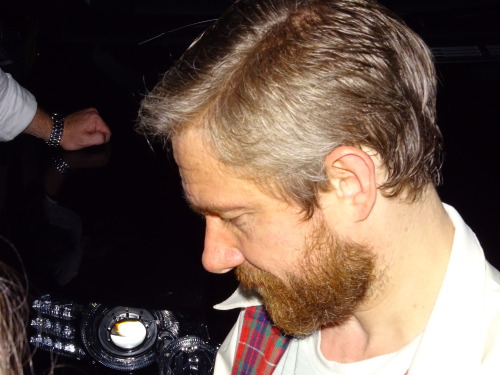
[95,119,112,135]
[84,131,111,147]
[83,107,99,114]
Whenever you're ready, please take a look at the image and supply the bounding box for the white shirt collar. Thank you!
[214,283,262,310]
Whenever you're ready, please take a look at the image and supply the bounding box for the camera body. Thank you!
[30,294,218,374]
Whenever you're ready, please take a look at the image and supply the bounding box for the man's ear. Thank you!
[324,146,377,222]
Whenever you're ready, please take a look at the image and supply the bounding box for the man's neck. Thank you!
[320,188,455,363]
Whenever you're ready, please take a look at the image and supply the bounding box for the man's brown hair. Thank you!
[139,0,443,214]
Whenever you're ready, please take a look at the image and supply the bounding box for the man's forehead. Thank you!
[171,127,282,215]
[171,127,207,165]
[173,128,241,195]
[172,126,245,181]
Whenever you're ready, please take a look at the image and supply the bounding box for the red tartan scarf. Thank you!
[231,305,411,375]
[231,305,290,375]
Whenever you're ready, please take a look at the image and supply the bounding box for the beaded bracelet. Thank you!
[46,113,65,147]
[52,155,72,175]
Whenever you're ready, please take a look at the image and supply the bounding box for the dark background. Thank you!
[0,0,499,373]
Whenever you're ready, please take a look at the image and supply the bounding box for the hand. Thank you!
[60,108,111,151]
[23,107,112,151]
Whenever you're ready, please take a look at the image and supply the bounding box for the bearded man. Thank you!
[139,0,500,373]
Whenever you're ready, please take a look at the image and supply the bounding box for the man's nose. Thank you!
[202,216,245,273]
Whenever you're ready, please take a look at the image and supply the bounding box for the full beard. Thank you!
[235,220,376,337]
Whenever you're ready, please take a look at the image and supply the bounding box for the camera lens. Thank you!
[81,304,177,371]
[158,335,217,375]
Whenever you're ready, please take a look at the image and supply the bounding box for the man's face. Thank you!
[173,127,376,335]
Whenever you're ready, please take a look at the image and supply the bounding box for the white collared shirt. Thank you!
[213,204,500,374]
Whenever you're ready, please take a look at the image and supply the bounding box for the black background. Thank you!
[0,0,499,373]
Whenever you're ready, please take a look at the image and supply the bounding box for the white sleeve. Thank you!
[0,68,37,141]
[213,309,245,375]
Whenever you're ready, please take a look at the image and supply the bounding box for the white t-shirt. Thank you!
[277,330,421,375]
[0,67,37,141]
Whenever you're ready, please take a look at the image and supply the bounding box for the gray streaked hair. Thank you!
[139,0,443,215]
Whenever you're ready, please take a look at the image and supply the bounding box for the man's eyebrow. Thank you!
[187,201,214,216]
[181,192,203,214]
[182,193,247,216]
[181,191,215,215]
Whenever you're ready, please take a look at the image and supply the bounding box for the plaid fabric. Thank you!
[231,305,290,375]
[231,305,411,374]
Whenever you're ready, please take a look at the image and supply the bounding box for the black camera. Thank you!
[30,294,218,374]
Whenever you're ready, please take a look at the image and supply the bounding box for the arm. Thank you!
[0,68,37,141]
[23,107,112,151]
[1,67,111,150]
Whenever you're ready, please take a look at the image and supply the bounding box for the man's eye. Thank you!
[221,216,238,224]
[221,215,244,227]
